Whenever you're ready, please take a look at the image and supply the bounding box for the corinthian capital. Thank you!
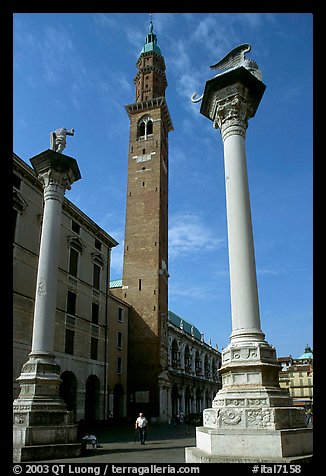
[214,94,249,128]
[39,169,71,202]
[212,91,254,141]
[30,149,81,197]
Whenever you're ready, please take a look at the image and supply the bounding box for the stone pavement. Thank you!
[42,422,196,464]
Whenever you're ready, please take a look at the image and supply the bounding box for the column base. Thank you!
[13,414,81,462]
[210,340,307,430]
[185,340,313,462]
[13,441,81,463]
[185,426,313,462]
[13,352,81,462]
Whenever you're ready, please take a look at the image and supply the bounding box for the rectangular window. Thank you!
[65,329,74,355]
[138,279,142,291]
[69,248,79,277]
[118,307,123,322]
[117,331,122,348]
[93,263,101,290]
[67,291,77,315]
[13,173,21,189]
[72,220,80,234]
[117,357,122,374]
[92,302,99,325]
[90,337,98,360]
[94,238,102,251]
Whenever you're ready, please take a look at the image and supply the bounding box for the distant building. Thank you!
[278,345,313,408]
[167,311,221,417]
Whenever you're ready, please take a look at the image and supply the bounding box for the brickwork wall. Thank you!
[123,47,171,416]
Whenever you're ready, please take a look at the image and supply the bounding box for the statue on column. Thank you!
[50,127,75,153]
[191,43,262,104]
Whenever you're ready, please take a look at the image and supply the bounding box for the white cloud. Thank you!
[169,212,224,259]
[191,15,238,61]
[169,283,212,300]
[93,13,120,29]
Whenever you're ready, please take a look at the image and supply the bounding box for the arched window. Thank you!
[171,339,180,368]
[195,351,201,376]
[184,345,191,373]
[59,371,77,421]
[147,120,153,135]
[195,388,202,413]
[185,386,191,414]
[85,375,101,422]
[137,116,153,140]
[212,359,217,381]
[139,121,146,137]
[204,355,210,378]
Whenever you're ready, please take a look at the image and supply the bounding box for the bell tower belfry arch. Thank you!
[122,18,173,420]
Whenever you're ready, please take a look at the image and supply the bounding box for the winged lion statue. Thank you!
[191,43,262,103]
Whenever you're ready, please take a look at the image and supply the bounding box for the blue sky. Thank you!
[13,13,313,359]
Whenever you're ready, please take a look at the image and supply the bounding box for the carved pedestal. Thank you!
[185,428,313,463]
[13,353,81,462]
[186,343,313,462]
[185,341,313,462]
[209,342,305,428]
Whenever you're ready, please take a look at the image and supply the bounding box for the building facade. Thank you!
[168,311,221,420]
[13,153,129,423]
[278,345,313,408]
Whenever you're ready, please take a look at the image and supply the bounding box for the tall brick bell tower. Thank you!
[122,18,173,420]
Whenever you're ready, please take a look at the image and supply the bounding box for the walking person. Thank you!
[184,414,191,435]
[135,412,148,445]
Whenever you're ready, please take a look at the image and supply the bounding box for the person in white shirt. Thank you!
[135,412,148,445]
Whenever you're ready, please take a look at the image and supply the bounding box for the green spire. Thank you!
[140,15,162,56]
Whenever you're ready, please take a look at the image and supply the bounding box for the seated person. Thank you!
[82,433,97,449]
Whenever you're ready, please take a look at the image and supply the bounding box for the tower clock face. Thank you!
[135,154,152,163]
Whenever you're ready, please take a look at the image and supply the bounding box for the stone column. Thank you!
[185,50,312,463]
[180,385,185,414]
[13,150,81,462]
[158,370,170,422]
[219,108,264,344]
[32,168,71,353]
